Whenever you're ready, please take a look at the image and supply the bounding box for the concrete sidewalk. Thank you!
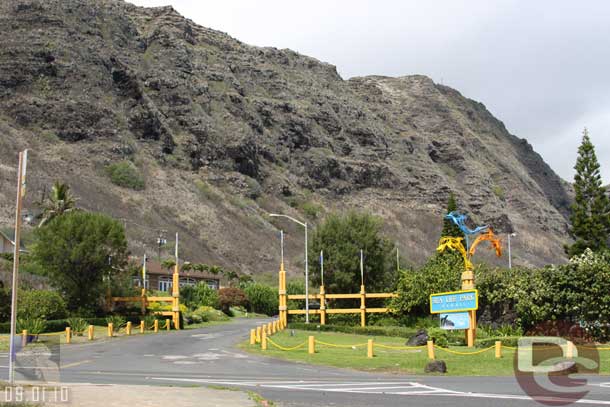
[3,383,267,406]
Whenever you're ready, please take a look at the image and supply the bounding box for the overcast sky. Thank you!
[130,0,610,183]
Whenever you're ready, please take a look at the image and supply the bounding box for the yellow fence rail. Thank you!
[278,262,397,327]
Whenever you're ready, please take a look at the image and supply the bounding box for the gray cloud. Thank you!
[130,0,610,182]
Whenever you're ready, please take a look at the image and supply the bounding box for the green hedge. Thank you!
[288,322,417,338]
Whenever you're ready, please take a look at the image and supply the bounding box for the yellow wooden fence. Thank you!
[278,262,397,327]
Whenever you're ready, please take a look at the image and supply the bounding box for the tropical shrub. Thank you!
[427,327,449,348]
[192,306,229,322]
[18,289,67,320]
[244,283,278,316]
[105,316,126,333]
[17,318,47,335]
[181,283,220,310]
[67,317,88,335]
[218,287,248,314]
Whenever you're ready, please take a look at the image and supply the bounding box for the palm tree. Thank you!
[38,181,77,227]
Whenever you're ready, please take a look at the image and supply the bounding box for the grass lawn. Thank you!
[240,329,610,376]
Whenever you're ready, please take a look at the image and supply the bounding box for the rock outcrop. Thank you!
[0,0,571,278]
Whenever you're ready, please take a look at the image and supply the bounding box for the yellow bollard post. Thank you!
[267,322,272,334]
[261,330,267,351]
[467,327,474,348]
[427,340,435,360]
[256,326,262,343]
[154,319,159,333]
[250,329,256,345]
[107,323,113,337]
[272,321,277,334]
[21,330,28,347]
[367,339,374,359]
[308,335,315,354]
[88,325,94,341]
[65,327,71,344]
[495,341,502,359]
[126,321,132,336]
[166,319,171,331]
[140,320,145,333]
[567,341,574,359]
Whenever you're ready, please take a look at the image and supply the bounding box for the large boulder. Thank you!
[425,360,447,374]
[406,329,429,346]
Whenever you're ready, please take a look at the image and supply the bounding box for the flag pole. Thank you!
[320,250,324,287]
[360,249,364,285]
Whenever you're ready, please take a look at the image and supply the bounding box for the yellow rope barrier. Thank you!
[267,337,308,351]
[578,345,610,351]
[435,345,495,355]
[315,340,369,348]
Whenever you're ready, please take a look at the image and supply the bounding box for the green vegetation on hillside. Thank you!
[106,161,145,190]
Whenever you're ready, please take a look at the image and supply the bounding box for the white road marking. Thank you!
[150,377,610,405]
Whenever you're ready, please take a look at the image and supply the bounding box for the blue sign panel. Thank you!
[440,312,470,330]
[430,289,478,314]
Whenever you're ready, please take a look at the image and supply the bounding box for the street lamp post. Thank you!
[9,150,27,385]
[508,233,517,269]
[270,213,309,323]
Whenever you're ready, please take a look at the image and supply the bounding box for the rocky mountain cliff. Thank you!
[0,0,572,280]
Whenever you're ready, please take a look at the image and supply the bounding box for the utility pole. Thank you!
[360,249,364,286]
[9,150,27,385]
[396,245,400,272]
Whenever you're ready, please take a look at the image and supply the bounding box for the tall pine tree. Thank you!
[441,193,464,238]
[566,129,610,257]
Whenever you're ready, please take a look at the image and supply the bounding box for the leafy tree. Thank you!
[244,283,279,316]
[391,253,463,315]
[32,212,128,313]
[308,212,395,294]
[566,129,610,257]
[441,193,463,238]
[38,181,77,227]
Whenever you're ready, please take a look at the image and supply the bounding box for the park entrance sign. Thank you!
[430,289,478,314]
[430,289,478,331]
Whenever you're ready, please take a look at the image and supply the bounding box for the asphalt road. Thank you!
[2,318,610,406]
